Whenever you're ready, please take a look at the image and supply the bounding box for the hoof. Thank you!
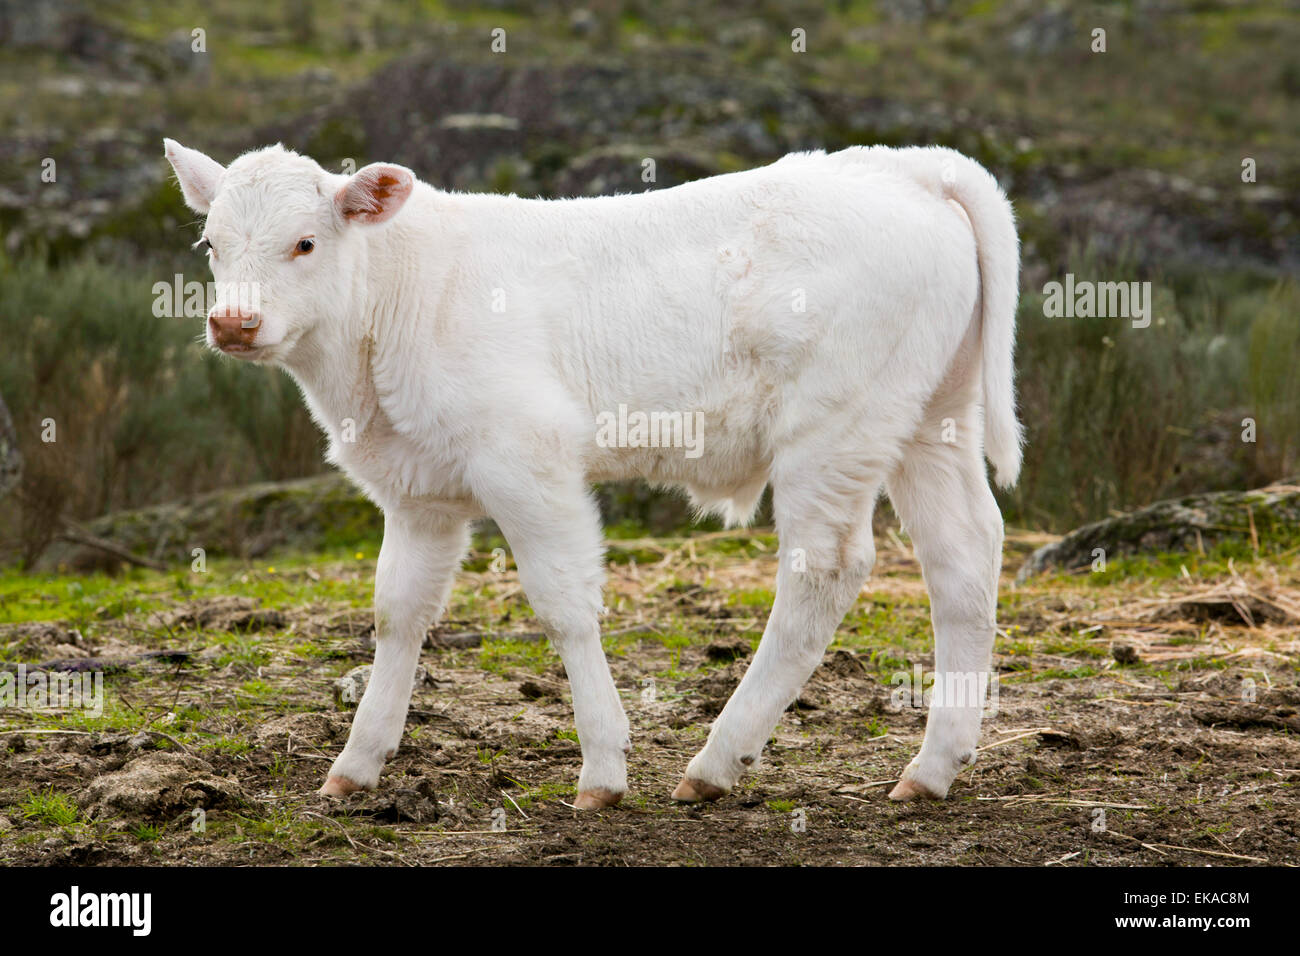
[888,777,942,802]
[319,775,365,797]
[670,777,727,803]
[572,788,624,810]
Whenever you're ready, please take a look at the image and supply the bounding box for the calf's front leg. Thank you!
[321,512,468,795]
[470,456,630,809]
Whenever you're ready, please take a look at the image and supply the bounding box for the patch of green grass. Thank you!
[223,806,321,846]
[478,635,552,676]
[1025,665,1101,683]
[51,699,146,735]
[130,822,160,841]
[237,679,276,699]
[728,587,775,609]
[18,789,81,828]
[365,825,400,844]
[863,716,889,738]
[289,640,338,662]
[839,598,933,656]
[0,552,380,628]
[1039,634,1110,659]
[213,636,275,671]
[200,737,254,756]
[1099,538,1300,583]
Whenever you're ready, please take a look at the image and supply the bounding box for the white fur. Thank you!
[165,138,1022,801]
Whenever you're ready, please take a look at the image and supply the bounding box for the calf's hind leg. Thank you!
[673,452,883,801]
[884,402,1003,800]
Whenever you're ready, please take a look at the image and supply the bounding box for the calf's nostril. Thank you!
[206,310,257,348]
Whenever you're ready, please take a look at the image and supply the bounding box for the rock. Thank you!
[254,711,345,747]
[1007,7,1076,55]
[148,596,285,633]
[333,666,369,708]
[164,30,201,70]
[1111,643,1140,665]
[333,664,429,708]
[705,640,750,663]
[0,390,20,499]
[344,778,440,823]
[518,678,563,700]
[819,649,868,678]
[79,753,245,820]
[789,692,823,711]
[0,622,83,661]
[569,9,596,37]
[881,0,951,24]
[37,473,383,571]
[1017,482,1300,580]
[1192,702,1300,734]
[438,113,521,132]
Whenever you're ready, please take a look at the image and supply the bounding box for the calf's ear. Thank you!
[163,139,225,213]
[335,163,415,225]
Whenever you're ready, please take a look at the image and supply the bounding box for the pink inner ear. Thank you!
[337,167,412,224]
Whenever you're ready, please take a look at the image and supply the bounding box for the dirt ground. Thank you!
[1,531,1297,866]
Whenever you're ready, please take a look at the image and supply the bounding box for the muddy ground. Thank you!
[1,532,1297,866]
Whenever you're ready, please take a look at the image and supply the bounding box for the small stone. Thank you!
[518,678,563,700]
[705,640,750,662]
[569,9,596,36]
[1112,644,1141,665]
[332,664,428,708]
[80,753,244,820]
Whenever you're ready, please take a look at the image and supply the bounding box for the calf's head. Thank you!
[164,139,414,362]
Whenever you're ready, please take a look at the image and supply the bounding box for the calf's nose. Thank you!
[207,307,261,351]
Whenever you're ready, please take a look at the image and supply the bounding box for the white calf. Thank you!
[165,138,1021,807]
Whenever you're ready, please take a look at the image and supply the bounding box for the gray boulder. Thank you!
[1018,482,1300,580]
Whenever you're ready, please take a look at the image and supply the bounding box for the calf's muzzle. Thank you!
[207,307,261,352]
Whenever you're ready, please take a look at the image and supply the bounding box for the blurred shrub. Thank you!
[1006,244,1186,529]
[1003,245,1298,530]
[0,254,323,565]
[1246,280,1300,481]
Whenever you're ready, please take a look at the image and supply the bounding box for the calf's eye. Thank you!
[295,237,315,256]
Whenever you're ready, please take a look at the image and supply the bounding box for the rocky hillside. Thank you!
[2,1,1295,280]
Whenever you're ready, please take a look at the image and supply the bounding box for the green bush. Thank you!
[1246,280,1300,480]
[0,254,322,565]
[1003,244,1298,530]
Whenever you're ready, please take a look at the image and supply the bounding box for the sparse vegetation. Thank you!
[0,529,1295,865]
